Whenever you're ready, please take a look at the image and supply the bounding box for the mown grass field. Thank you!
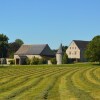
[0,63,100,100]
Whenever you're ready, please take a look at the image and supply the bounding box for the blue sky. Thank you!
[0,0,100,49]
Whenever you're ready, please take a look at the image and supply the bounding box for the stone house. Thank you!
[66,40,89,62]
[14,44,55,65]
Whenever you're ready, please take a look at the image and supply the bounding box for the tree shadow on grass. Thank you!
[92,63,100,66]
[0,65,10,68]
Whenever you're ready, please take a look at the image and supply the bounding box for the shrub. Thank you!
[8,59,15,65]
[50,58,57,64]
[25,58,31,65]
[38,58,47,64]
[30,57,39,65]
[23,57,47,65]
[62,53,68,64]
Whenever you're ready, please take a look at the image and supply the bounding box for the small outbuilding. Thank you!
[56,44,63,65]
[14,44,55,65]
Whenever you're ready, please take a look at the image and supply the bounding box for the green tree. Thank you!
[38,57,47,64]
[15,39,24,46]
[30,57,39,65]
[26,58,31,65]
[62,53,68,64]
[8,39,24,58]
[51,58,57,64]
[85,35,100,63]
[62,46,68,54]
[8,42,21,58]
[0,34,9,58]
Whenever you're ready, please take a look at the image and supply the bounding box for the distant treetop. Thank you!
[15,39,24,46]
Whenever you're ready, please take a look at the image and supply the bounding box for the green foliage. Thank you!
[62,46,68,54]
[62,53,68,64]
[85,35,100,63]
[38,57,47,64]
[8,42,21,58]
[0,34,9,58]
[25,57,47,65]
[50,58,57,64]
[30,57,39,65]
[25,58,31,65]
[8,59,15,65]
[8,39,24,58]
[15,39,24,46]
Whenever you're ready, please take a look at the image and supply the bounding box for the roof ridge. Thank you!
[73,40,90,49]
[22,44,47,46]
[73,40,90,42]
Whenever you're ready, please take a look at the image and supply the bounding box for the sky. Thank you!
[0,0,100,49]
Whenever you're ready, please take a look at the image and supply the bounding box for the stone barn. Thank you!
[14,44,55,65]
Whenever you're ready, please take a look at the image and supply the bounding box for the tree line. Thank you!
[0,33,100,64]
[0,34,24,58]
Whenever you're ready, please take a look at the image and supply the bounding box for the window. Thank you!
[69,52,71,55]
[75,51,77,55]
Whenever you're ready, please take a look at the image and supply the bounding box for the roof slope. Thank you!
[73,40,90,49]
[56,44,62,54]
[41,45,55,57]
[15,44,55,57]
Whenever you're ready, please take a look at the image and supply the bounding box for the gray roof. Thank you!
[15,44,55,57]
[73,40,90,49]
[57,44,62,54]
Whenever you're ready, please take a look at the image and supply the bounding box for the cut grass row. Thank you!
[8,68,74,100]
[0,65,99,100]
[0,67,72,99]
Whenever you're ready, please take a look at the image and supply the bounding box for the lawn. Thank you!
[0,63,100,100]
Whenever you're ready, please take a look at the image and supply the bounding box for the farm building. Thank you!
[14,44,55,65]
[56,44,63,65]
[66,40,90,62]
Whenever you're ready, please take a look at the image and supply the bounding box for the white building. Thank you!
[56,44,63,65]
[66,40,89,62]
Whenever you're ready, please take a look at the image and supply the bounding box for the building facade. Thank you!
[66,40,89,62]
[14,44,55,65]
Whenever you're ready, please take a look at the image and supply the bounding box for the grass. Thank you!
[0,63,100,100]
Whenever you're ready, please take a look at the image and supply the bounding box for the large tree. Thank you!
[15,39,24,46]
[8,39,24,58]
[8,42,21,58]
[0,34,9,58]
[85,35,100,63]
